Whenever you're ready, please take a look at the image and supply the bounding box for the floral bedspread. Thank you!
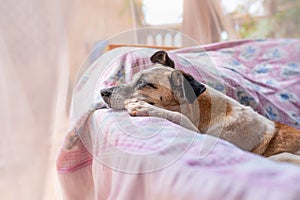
[173,39,300,128]
[57,39,300,200]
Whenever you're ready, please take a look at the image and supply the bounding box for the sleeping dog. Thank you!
[101,50,300,166]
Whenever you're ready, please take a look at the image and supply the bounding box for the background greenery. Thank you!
[232,0,300,38]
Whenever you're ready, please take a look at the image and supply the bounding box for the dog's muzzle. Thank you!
[100,86,131,110]
[100,88,113,107]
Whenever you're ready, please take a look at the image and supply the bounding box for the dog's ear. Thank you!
[150,50,175,68]
[170,70,206,103]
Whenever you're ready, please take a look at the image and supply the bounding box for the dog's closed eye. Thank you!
[136,78,157,89]
[137,79,146,88]
[146,83,157,89]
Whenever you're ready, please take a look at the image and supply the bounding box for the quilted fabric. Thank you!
[57,39,300,200]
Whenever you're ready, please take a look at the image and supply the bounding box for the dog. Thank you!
[101,50,300,166]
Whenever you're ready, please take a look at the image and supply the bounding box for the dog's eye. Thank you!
[137,79,146,87]
[146,83,157,89]
[137,78,157,89]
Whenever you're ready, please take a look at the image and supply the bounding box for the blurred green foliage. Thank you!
[236,0,300,38]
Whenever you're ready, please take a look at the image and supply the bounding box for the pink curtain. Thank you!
[0,0,68,199]
[0,0,133,199]
[182,0,239,45]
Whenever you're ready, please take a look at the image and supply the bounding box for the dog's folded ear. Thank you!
[150,50,175,68]
[170,70,206,103]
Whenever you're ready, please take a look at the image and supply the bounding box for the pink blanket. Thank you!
[57,39,300,200]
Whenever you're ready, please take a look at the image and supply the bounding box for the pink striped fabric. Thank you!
[57,39,300,200]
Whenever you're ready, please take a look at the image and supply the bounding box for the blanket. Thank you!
[57,39,300,200]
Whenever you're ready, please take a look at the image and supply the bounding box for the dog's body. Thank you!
[101,51,300,166]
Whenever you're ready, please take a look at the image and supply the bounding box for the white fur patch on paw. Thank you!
[125,100,150,116]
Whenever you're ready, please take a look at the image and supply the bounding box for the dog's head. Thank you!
[101,51,206,110]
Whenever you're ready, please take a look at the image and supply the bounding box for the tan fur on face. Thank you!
[133,80,180,110]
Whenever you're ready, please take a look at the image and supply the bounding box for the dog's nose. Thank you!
[100,88,113,97]
[101,88,112,97]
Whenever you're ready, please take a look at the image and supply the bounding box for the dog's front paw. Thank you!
[124,99,163,117]
[124,99,151,116]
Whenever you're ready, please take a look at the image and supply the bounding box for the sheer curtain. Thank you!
[0,0,68,199]
[0,0,240,198]
[182,0,239,44]
[0,0,133,199]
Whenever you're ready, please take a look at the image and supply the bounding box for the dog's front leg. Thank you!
[124,99,199,133]
[268,153,300,167]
